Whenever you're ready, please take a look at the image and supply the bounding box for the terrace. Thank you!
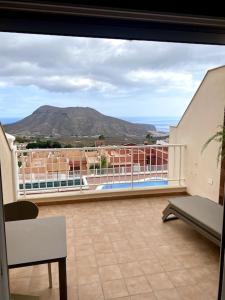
[1,131,218,300]
[9,196,219,300]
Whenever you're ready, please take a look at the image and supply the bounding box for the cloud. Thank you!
[0,81,7,88]
[126,69,200,92]
[1,32,225,118]
[10,75,117,93]
[0,32,225,95]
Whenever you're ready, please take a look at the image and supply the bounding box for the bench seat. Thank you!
[162,195,223,246]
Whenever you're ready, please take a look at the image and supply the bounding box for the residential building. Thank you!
[169,66,225,202]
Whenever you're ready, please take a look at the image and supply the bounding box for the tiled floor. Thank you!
[10,196,220,299]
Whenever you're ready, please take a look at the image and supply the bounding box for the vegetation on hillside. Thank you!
[98,134,105,140]
[26,140,62,149]
[15,136,31,143]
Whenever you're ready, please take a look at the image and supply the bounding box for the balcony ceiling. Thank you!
[1,1,225,18]
[1,1,225,44]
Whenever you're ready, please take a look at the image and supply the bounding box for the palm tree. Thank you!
[202,125,225,207]
[202,125,225,164]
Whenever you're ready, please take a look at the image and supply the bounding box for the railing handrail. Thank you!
[16,143,186,153]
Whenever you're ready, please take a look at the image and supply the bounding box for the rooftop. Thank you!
[10,196,219,300]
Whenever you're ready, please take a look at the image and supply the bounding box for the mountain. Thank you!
[4,105,156,137]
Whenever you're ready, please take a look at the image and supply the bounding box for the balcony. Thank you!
[9,195,219,299]
[1,127,219,299]
[15,144,186,202]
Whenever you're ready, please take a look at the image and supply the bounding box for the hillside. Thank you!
[4,105,156,137]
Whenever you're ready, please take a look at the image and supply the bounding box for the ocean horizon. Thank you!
[0,115,180,133]
[0,117,19,125]
[121,116,180,132]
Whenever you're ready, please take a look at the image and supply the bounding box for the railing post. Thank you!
[125,147,127,182]
[80,150,82,192]
[113,153,115,184]
[131,148,133,188]
[173,145,176,184]
[156,146,158,177]
[144,147,146,182]
[150,146,152,178]
[99,152,102,185]
[179,145,182,186]
[119,148,121,184]
[137,148,140,182]
[21,152,26,196]
[12,148,19,200]
[51,157,54,183]
[57,152,60,192]
[106,152,109,183]
[45,153,47,191]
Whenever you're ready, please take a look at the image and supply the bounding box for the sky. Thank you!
[1,32,225,120]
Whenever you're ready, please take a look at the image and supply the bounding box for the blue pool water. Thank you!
[101,180,168,190]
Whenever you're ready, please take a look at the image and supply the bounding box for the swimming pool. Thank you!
[99,180,168,190]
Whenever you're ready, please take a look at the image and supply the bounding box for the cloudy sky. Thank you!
[1,32,225,121]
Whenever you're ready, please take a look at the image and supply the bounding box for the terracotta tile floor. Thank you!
[9,196,220,299]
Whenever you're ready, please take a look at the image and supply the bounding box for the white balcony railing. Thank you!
[15,144,185,195]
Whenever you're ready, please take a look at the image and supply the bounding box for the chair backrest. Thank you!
[4,201,39,222]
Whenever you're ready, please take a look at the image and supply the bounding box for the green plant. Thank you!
[202,125,225,165]
[100,156,107,168]
[15,136,30,143]
[26,140,62,149]
[64,144,73,148]
[98,134,105,140]
[146,133,154,144]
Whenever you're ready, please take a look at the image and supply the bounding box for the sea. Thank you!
[0,116,180,133]
[121,116,180,132]
[0,118,19,125]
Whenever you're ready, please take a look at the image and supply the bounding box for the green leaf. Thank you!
[202,125,225,165]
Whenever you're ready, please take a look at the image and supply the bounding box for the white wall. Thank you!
[169,66,225,202]
[0,126,15,203]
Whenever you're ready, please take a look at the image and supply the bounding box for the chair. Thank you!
[4,201,53,288]
[162,195,223,246]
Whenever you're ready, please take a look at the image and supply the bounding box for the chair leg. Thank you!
[48,263,53,289]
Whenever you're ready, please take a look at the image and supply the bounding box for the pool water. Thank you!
[101,180,168,190]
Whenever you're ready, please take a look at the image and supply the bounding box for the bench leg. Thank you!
[162,205,178,222]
